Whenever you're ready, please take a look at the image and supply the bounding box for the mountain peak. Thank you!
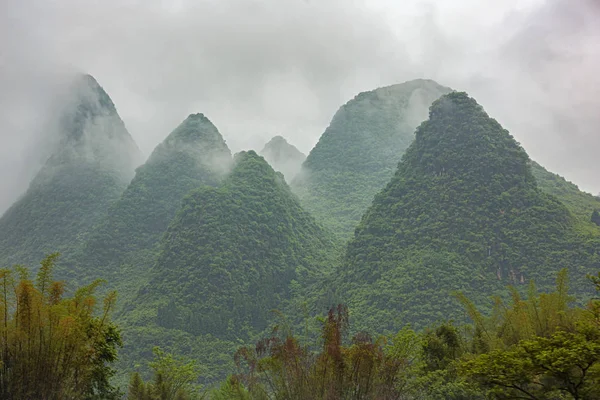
[46,73,141,173]
[260,136,306,182]
[402,91,532,184]
[337,91,595,333]
[131,145,334,339]
[0,74,141,266]
[165,113,225,146]
[78,114,232,282]
[230,150,284,183]
[62,73,119,126]
[185,112,209,121]
[264,135,288,145]
[293,79,452,238]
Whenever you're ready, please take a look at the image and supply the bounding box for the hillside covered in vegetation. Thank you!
[1,76,599,399]
[337,92,600,333]
[118,151,338,382]
[292,79,452,239]
[78,113,232,287]
[532,161,600,234]
[0,75,141,268]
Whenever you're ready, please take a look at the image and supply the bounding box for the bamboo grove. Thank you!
[0,254,122,399]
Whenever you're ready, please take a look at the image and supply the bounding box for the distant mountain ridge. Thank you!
[293,79,452,239]
[260,135,306,182]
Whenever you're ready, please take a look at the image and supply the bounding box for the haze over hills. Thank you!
[259,135,306,182]
[0,74,142,268]
[336,92,600,333]
[292,79,452,239]
[78,113,232,289]
[0,72,598,396]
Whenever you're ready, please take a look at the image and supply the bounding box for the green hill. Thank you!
[259,135,306,182]
[128,150,335,336]
[292,79,452,239]
[118,151,337,382]
[79,113,232,285]
[337,92,600,333]
[0,74,141,268]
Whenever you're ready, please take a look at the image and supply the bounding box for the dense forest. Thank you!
[292,79,452,239]
[1,74,599,399]
[76,113,232,303]
[336,92,600,333]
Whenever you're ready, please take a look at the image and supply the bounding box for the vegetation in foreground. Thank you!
[0,254,598,399]
[0,254,122,399]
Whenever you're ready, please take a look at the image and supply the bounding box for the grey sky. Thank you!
[1,0,599,212]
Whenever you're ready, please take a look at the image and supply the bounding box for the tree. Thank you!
[127,347,203,400]
[459,270,600,399]
[0,254,122,399]
[233,305,407,399]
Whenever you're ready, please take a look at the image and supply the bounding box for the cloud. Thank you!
[0,0,598,213]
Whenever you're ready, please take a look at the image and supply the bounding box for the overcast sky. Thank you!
[1,0,599,212]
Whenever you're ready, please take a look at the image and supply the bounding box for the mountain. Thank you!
[259,136,306,182]
[128,150,335,336]
[117,150,336,382]
[79,113,231,285]
[292,79,452,239]
[0,74,141,268]
[531,161,600,234]
[337,92,600,333]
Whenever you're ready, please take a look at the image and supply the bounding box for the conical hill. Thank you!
[259,135,306,182]
[0,74,141,268]
[293,79,452,238]
[338,92,599,332]
[129,150,336,338]
[79,113,232,281]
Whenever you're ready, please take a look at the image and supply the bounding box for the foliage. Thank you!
[0,254,122,399]
[259,136,306,183]
[592,210,600,227]
[458,270,600,399]
[129,151,337,339]
[292,80,452,239]
[530,161,600,234]
[232,305,407,400]
[208,376,250,400]
[80,113,232,288]
[338,91,600,334]
[127,347,204,400]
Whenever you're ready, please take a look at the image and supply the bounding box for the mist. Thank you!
[1,0,599,213]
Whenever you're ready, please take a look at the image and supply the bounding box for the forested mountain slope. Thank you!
[0,74,141,268]
[118,151,337,382]
[531,161,600,233]
[337,92,600,333]
[129,150,335,337]
[79,113,231,284]
[259,135,306,182]
[292,79,452,239]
